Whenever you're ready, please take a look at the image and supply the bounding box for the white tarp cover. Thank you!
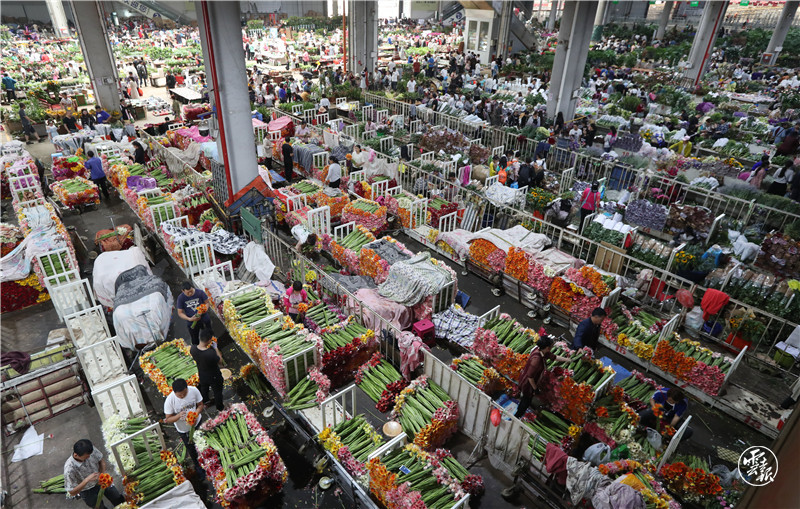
[469,225,551,254]
[140,480,205,509]
[112,290,173,349]
[243,242,275,282]
[92,247,151,307]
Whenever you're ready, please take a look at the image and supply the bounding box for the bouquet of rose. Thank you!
[222,287,274,326]
[451,354,512,395]
[238,364,271,399]
[660,457,723,502]
[51,177,99,209]
[608,303,665,360]
[525,410,574,460]
[342,199,387,233]
[393,376,459,449]
[139,339,199,396]
[320,320,378,386]
[355,352,404,404]
[284,366,331,409]
[186,411,199,443]
[101,416,163,473]
[191,303,208,328]
[374,444,468,508]
[195,403,287,505]
[318,414,384,477]
[94,473,113,509]
[615,372,662,409]
[121,450,186,507]
[303,300,347,333]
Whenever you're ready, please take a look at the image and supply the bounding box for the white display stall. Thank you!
[464,9,494,64]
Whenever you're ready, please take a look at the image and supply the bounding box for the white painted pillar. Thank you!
[497,0,512,59]
[547,0,559,31]
[765,0,799,63]
[592,0,607,41]
[69,1,120,113]
[656,1,674,40]
[683,1,728,88]
[196,0,259,203]
[46,0,70,38]
[547,0,598,121]
[347,0,378,73]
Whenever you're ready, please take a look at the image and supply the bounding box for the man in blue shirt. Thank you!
[84,151,110,201]
[177,281,213,345]
[572,307,606,351]
[2,73,16,103]
[277,84,287,103]
[639,387,693,440]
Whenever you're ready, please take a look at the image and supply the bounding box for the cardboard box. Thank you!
[594,241,626,274]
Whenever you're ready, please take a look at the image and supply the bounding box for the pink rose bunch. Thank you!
[472,328,503,361]
[687,361,725,396]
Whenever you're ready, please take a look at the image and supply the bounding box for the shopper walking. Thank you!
[2,73,16,103]
[579,181,601,232]
[514,335,569,418]
[572,307,606,351]
[176,281,212,345]
[163,378,204,472]
[18,103,41,144]
[190,329,225,412]
[63,439,125,509]
[84,151,110,201]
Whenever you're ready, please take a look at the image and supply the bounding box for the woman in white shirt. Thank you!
[326,155,342,189]
[351,145,367,169]
[407,78,417,94]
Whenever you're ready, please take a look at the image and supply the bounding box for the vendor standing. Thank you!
[64,439,125,508]
[326,155,342,189]
[283,280,308,322]
[572,307,606,351]
[190,329,225,412]
[282,135,294,183]
[514,335,570,418]
[177,281,212,345]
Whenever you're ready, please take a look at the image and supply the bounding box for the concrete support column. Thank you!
[547,0,598,121]
[683,1,728,88]
[765,0,799,63]
[591,0,607,41]
[496,0,512,59]
[46,0,70,38]
[69,1,120,113]
[196,0,258,203]
[547,0,559,30]
[347,0,378,74]
[655,0,674,40]
[332,0,338,17]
